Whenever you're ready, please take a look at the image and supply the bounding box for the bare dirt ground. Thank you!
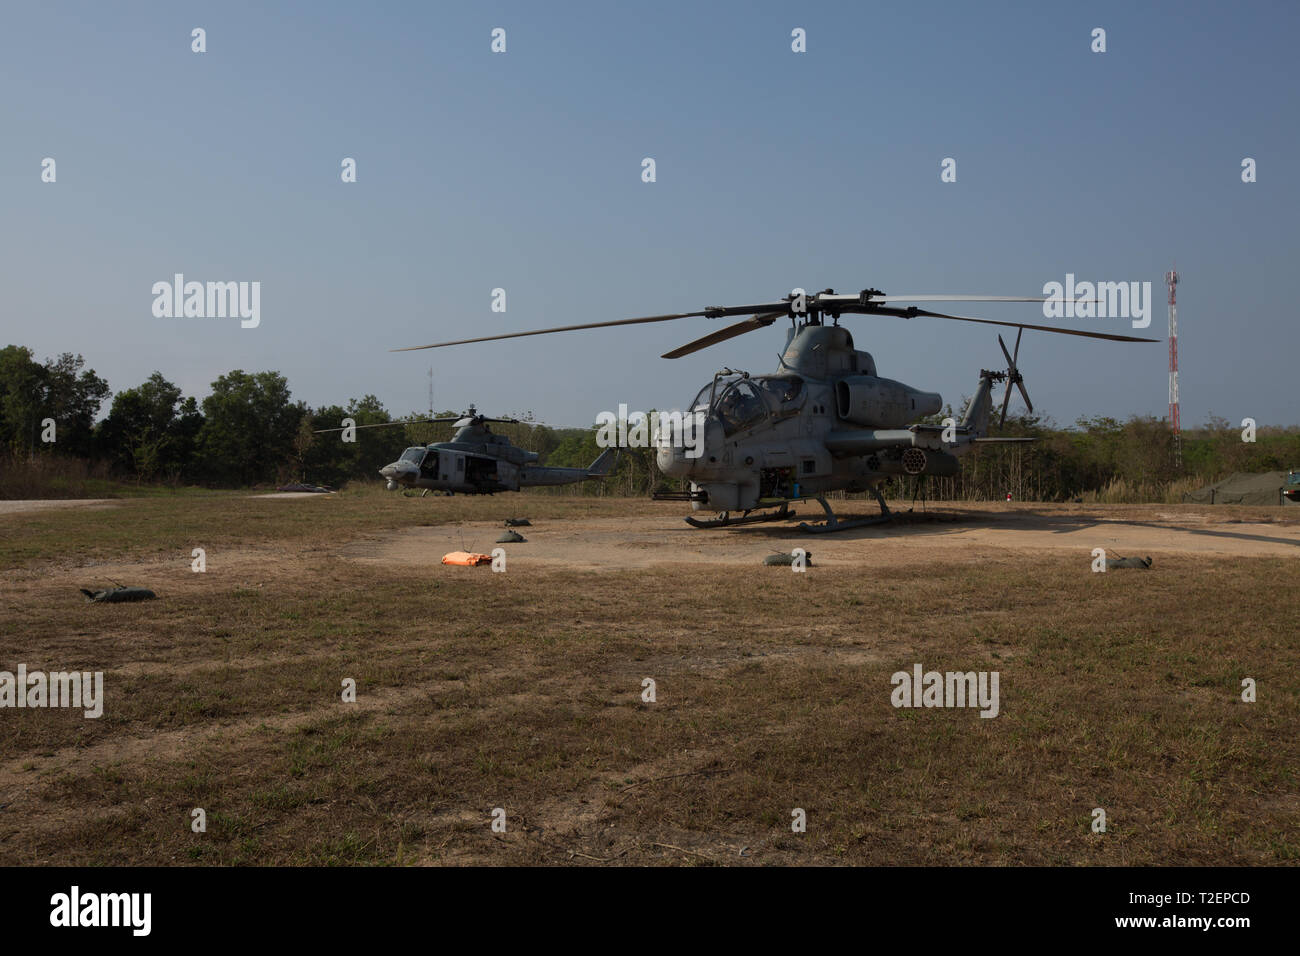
[247,492,336,500]
[0,499,119,516]
[2,494,1297,866]
[346,502,1300,571]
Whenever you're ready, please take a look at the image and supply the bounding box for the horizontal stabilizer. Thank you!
[911,423,971,435]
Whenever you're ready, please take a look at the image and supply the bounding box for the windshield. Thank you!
[754,375,804,406]
[714,380,767,436]
[400,447,426,464]
[689,374,742,413]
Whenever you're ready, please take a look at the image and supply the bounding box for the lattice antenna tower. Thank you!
[1166,268,1181,468]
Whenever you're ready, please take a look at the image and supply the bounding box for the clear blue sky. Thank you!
[2,0,1297,428]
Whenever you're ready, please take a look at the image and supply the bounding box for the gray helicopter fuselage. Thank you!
[379,418,614,495]
[390,284,1150,527]
[655,324,988,514]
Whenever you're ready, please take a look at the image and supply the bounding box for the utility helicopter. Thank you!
[392,289,1157,530]
[315,406,617,496]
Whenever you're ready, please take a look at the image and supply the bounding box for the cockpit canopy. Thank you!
[689,374,805,436]
[399,446,426,464]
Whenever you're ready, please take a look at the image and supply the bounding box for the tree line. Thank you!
[0,343,614,492]
[893,409,1299,504]
[2,343,1296,501]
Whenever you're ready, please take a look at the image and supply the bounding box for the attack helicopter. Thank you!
[392,288,1157,530]
[315,406,617,496]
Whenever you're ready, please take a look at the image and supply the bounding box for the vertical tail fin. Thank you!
[586,448,619,477]
[960,372,997,438]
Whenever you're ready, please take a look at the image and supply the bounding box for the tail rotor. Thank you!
[997,328,1034,428]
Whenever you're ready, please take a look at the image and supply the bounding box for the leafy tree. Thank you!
[98,372,201,479]
[0,345,44,453]
[196,370,301,485]
[299,396,412,486]
[0,348,108,458]
[172,397,204,481]
[40,353,111,458]
[343,395,411,480]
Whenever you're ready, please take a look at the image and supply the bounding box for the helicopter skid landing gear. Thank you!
[797,489,893,534]
[684,502,792,529]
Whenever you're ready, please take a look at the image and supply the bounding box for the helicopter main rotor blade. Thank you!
[313,414,543,434]
[427,415,551,426]
[391,290,1158,355]
[661,312,784,359]
[313,420,431,435]
[868,306,1159,343]
[392,314,695,351]
[418,414,558,427]
[391,303,789,352]
[838,294,1069,304]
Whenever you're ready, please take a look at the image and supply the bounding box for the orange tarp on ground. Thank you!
[441,551,493,566]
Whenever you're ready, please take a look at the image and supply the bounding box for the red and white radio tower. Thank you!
[1166,268,1181,468]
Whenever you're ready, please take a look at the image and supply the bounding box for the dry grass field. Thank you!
[1,489,1297,865]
